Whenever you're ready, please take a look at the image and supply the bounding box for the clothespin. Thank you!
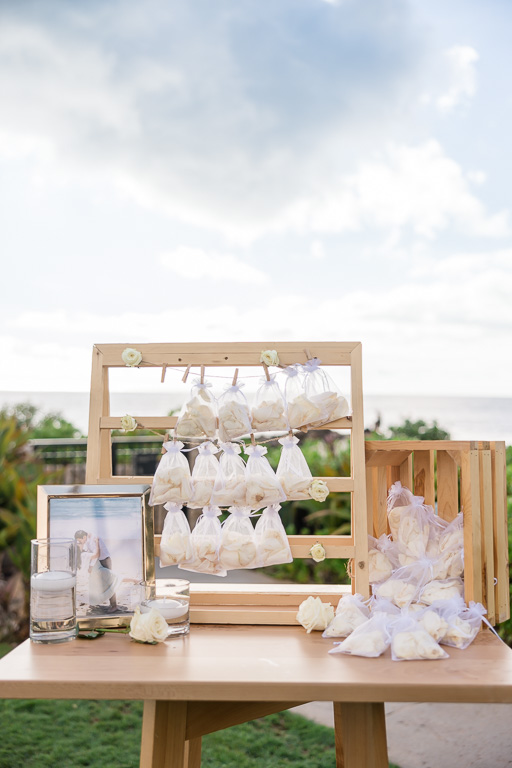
[182,364,191,383]
[250,433,256,446]
[161,432,169,454]
[304,348,312,361]
[200,365,205,384]
[262,363,270,381]
[288,429,293,437]
[161,364,167,383]
[232,368,239,386]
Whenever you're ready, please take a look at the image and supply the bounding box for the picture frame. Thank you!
[37,484,154,629]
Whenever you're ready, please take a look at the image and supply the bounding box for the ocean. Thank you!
[1,391,511,444]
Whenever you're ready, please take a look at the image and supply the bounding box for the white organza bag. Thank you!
[175,378,217,440]
[179,505,226,577]
[244,444,286,510]
[373,558,434,608]
[218,383,252,442]
[419,577,464,605]
[251,374,288,432]
[439,600,487,650]
[210,442,247,507]
[368,534,399,584]
[188,441,219,509]
[149,441,194,506]
[406,603,450,642]
[432,513,464,579]
[303,357,350,427]
[218,506,259,570]
[283,365,322,429]
[386,482,435,561]
[254,503,292,566]
[159,502,193,567]
[322,594,371,638]
[328,612,393,658]
[391,616,449,661]
[276,434,313,499]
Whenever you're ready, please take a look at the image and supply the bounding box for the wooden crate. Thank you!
[365,440,510,625]
[85,342,369,623]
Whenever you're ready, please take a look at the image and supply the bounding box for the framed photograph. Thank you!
[37,485,154,629]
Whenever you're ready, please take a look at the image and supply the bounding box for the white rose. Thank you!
[260,349,280,367]
[120,414,137,432]
[309,542,326,562]
[309,479,329,502]
[129,607,169,643]
[296,596,334,633]
[122,347,143,367]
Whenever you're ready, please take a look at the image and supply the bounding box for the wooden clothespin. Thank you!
[200,365,205,384]
[232,368,239,387]
[161,364,167,383]
[304,348,312,361]
[182,364,191,383]
[288,429,293,437]
[262,363,270,381]
[250,433,256,446]
[161,432,169,454]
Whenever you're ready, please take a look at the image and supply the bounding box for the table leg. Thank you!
[333,702,388,768]
[140,700,187,768]
[184,737,202,768]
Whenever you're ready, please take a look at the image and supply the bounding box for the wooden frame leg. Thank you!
[333,702,388,768]
[184,737,202,768]
[140,700,187,768]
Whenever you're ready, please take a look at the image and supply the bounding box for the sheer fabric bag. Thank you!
[251,374,288,432]
[391,615,448,661]
[159,502,193,567]
[328,612,393,658]
[188,441,219,509]
[219,506,259,570]
[210,442,247,507]
[254,503,292,566]
[245,444,286,510]
[303,357,350,427]
[322,594,370,638]
[373,558,434,608]
[276,434,313,499]
[439,600,486,650]
[175,378,217,440]
[283,365,321,429]
[218,383,252,442]
[179,505,226,576]
[368,534,399,584]
[150,441,194,506]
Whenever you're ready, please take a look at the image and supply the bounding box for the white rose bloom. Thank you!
[129,607,169,643]
[392,629,448,660]
[309,542,326,562]
[121,347,142,366]
[296,596,334,633]
[309,479,329,503]
[260,349,280,367]
[120,414,137,432]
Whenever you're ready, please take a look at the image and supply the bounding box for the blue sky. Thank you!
[0,0,511,396]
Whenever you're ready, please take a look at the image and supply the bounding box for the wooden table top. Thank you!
[1,626,511,704]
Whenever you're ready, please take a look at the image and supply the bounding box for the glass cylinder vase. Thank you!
[30,538,77,644]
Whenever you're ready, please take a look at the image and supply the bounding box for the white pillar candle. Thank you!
[31,571,77,591]
[141,598,188,620]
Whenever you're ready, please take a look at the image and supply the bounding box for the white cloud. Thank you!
[160,247,268,284]
[310,241,325,260]
[437,46,479,112]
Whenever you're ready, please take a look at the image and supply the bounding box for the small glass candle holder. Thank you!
[138,579,190,636]
[30,538,77,644]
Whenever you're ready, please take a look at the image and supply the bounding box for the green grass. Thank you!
[0,697,400,768]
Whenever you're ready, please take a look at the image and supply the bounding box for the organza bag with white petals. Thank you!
[432,513,464,579]
[188,441,219,509]
[210,442,247,507]
[218,383,252,442]
[149,441,194,506]
[322,594,370,638]
[179,505,226,577]
[218,506,259,570]
[175,378,218,440]
[283,365,321,429]
[373,558,434,609]
[251,374,288,432]
[419,577,464,605]
[276,434,313,500]
[254,504,292,566]
[391,615,449,661]
[328,612,394,658]
[368,534,399,584]
[244,444,286,510]
[303,357,351,427]
[386,482,436,561]
[439,600,487,650]
[159,502,193,567]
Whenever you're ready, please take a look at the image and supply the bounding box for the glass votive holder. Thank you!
[138,579,190,636]
[30,538,77,644]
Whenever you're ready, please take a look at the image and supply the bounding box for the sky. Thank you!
[1,0,511,397]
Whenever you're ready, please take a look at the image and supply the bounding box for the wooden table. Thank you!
[1,625,511,768]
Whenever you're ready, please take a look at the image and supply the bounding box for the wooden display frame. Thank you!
[85,342,369,623]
